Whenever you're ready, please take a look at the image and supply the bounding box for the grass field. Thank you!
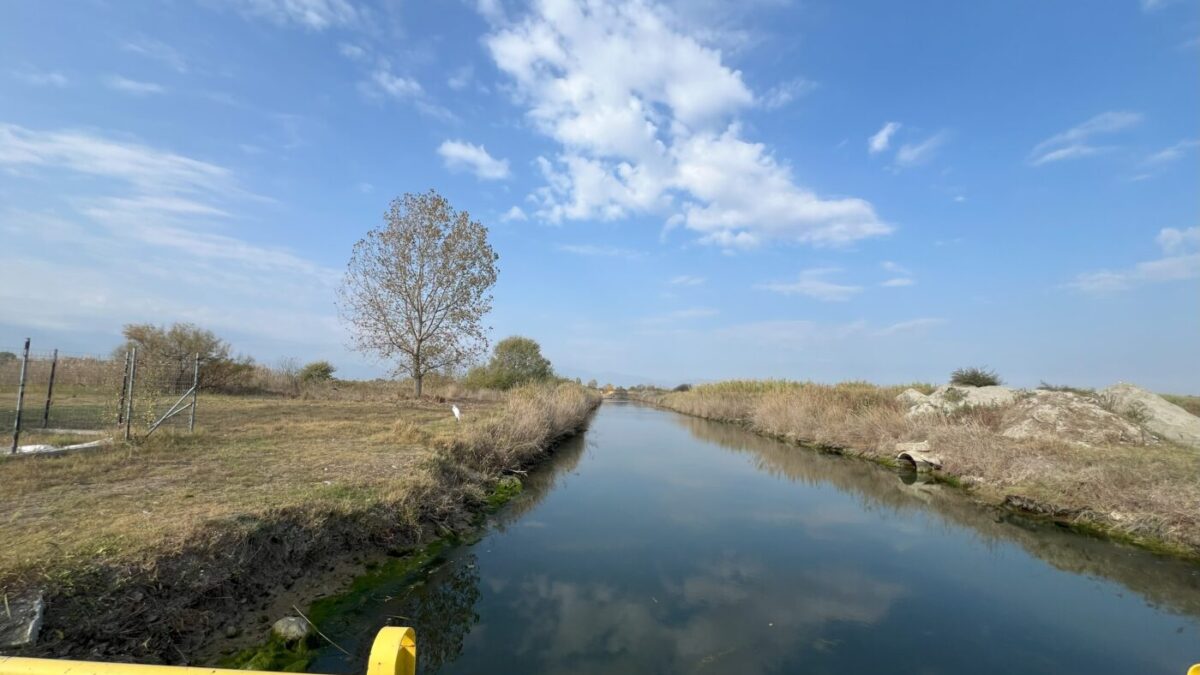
[0,382,599,661]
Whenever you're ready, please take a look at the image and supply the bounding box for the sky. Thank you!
[1,0,1198,391]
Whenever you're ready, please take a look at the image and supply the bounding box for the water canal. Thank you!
[310,401,1200,674]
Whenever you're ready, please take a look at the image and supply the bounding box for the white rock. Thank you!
[999,390,1145,446]
[0,590,44,648]
[897,384,1017,417]
[272,616,311,642]
[1100,382,1200,448]
[895,388,929,406]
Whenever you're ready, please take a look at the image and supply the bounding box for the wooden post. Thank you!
[10,338,30,454]
[41,349,58,429]
[188,353,199,432]
[124,347,137,442]
[117,350,131,425]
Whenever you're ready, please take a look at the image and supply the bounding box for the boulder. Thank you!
[1100,383,1200,448]
[999,390,1145,446]
[896,441,942,471]
[896,384,1016,417]
[271,616,311,642]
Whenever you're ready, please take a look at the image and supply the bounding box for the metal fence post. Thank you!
[10,338,30,454]
[117,349,131,425]
[41,348,58,429]
[124,347,137,441]
[189,353,199,432]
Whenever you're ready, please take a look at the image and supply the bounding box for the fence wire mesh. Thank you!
[3,341,200,450]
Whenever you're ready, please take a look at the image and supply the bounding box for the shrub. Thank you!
[299,360,336,383]
[673,383,692,392]
[464,336,555,390]
[950,366,1002,387]
[1038,381,1095,396]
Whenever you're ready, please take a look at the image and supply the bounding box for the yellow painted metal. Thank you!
[1188,664,1200,675]
[0,627,416,675]
[366,627,416,675]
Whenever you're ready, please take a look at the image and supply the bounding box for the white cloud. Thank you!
[756,268,863,302]
[106,75,166,95]
[894,130,949,167]
[881,277,914,287]
[1029,111,1142,166]
[501,205,528,222]
[1069,227,1200,292]
[880,261,909,275]
[668,275,705,286]
[557,243,646,260]
[223,0,362,30]
[1142,139,1200,166]
[447,66,474,90]
[868,122,899,154]
[11,68,69,87]
[437,140,511,180]
[485,0,889,249]
[0,124,341,355]
[121,38,188,73]
[368,67,422,99]
[760,78,818,110]
[873,318,944,336]
[338,42,368,61]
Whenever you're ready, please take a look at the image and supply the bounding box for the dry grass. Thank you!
[636,381,1200,555]
[0,383,596,576]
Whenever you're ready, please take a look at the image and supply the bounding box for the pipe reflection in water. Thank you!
[311,402,1200,675]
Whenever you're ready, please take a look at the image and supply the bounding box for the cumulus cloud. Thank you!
[1029,111,1142,166]
[756,268,863,302]
[1068,227,1200,292]
[484,0,890,248]
[437,140,511,180]
[868,122,899,154]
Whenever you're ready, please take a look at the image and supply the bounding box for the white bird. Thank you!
[451,404,462,423]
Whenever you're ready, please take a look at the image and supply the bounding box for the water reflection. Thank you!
[670,412,1200,618]
[312,401,1200,675]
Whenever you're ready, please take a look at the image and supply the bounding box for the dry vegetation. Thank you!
[633,380,1200,556]
[0,382,598,661]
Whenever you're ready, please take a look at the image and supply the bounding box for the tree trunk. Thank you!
[414,373,423,398]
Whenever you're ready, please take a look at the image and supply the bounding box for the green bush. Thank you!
[950,366,1002,387]
[673,383,692,392]
[464,336,555,390]
[299,360,336,382]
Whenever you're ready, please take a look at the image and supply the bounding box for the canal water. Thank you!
[311,401,1200,674]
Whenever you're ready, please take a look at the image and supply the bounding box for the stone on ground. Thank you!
[0,590,44,649]
[896,385,1017,417]
[271,616,311,642]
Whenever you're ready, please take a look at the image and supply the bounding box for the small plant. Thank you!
[942,387,966,404]
[672,383,692,392]
[949,366,1002,387]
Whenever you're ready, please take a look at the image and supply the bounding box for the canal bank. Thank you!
[288,402,1200,675]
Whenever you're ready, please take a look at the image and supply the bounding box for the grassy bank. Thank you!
[0,382,599,662]
[632,381,1200,558]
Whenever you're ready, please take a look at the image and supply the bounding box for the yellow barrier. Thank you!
[0,627,415,675]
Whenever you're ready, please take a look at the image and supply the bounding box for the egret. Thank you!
[451,404,462,423]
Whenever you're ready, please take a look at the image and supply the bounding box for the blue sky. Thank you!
[2,0,1198,390]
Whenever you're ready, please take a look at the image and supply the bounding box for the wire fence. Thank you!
[3,339,201,453]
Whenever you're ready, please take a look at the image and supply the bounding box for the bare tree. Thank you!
[338,190,499,396]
